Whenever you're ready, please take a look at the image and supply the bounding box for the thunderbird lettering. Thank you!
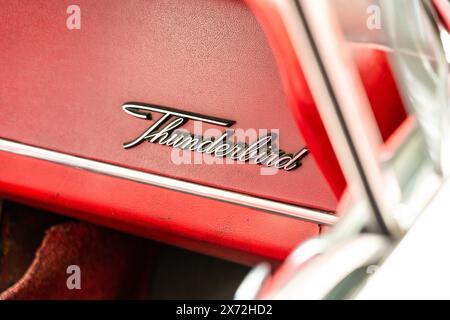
[122,103,309,171]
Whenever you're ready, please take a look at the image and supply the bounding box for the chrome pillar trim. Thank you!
[0,139,338,226]
[355,178,450,299]
[265,234,390,300]
[234,262,271,300]
[285,238,327,267]
[271,0,402,237]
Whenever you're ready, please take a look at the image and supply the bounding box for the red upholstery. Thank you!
[1,220,151,300]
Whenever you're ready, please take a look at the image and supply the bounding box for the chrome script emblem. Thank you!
[122,103,309,171]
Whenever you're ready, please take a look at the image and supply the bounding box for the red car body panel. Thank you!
[0,0,406,263]
[0,0,336,211]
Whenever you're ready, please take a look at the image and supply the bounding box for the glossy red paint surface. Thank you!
[0,0,336,211]
[352,46,408,141]
[246,0,407,197]
[0,0,407,262]
[0,151,319,264]
[246,0,347,198]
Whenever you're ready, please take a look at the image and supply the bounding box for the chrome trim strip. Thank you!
[0,139,338,225]
[295,0,402,236]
